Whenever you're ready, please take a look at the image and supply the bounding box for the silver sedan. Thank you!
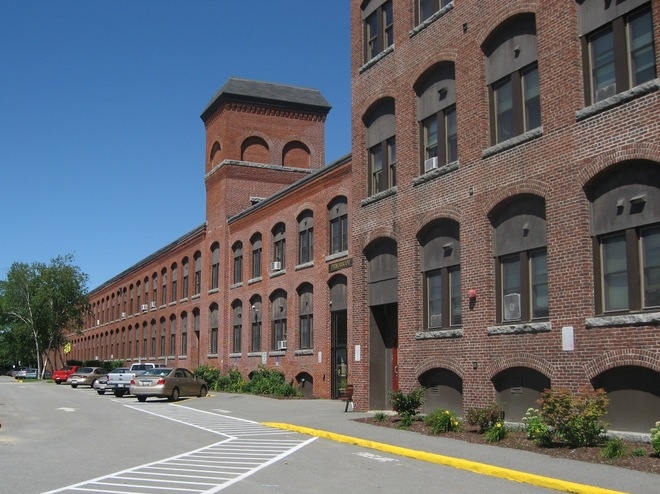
[129,367,207,402]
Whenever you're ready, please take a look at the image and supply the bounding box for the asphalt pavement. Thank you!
[191,392,659,494]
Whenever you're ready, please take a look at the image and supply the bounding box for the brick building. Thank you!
[348,0,659,432]
[70,78,353,400]
[69,0,659,433]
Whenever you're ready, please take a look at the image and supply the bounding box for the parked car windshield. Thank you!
[77,367,94,373]
[142,368,172,377]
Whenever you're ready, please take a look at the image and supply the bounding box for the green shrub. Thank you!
[466,403,503,433]
[425,409,462,434]
[650,421,660,455]
[631,448,647,457]
[216,368,246,392]
[244,367,301,397]
[484,421,508,442]
[601,437,624,459]
[538,388,608,448]
[389,388,425,422]
[374,411,387,422]
[522,408,553,447]
[194,364,222,390]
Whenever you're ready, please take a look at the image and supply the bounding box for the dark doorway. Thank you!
[369,303,398,410]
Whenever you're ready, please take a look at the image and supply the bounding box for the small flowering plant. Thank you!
[650,421,660,455]
[522,408,553,447]
[485,421,508,442]
[425,409,462,434]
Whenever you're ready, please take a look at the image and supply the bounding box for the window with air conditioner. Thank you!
[580,2,656,106]
[271,261,282,271]
[416,63,457,174]
[493,195,548,324]
[277,340,287,350]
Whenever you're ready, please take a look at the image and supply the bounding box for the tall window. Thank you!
[484,14,540,144]
[171,263,178,302]
[181,312,188,356]
[210,303,219,354]
[150,321,156,357]
[492,195,548,323]
[271,290,287,350]
[299,284,313,349]
[589,162,660,313]
[160,318,166,357]
[251,297,262,352]
[232,242,243,284]
[182,257,189,299]
[152,273,158,304]
[169,316,176,356]
[298,211,314,264]
[420,220,461,329]
[417,0,452,25]
[129,285,134,315]
[416,63,457,173]
[580,2,656,104]
[363,0,393,61]
[232,301,242,353]
[329,197,348,254]
[364,98,396,195]
[161,269,167,305]
[194,252,202,295]
[211,242,220,290]
[272,223,286,270]
[251,233,262,279]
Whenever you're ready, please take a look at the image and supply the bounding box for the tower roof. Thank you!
[201,77,331,122]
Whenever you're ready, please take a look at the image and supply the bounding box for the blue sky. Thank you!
[0,1,351,290]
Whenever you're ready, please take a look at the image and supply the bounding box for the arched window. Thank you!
[272,223,286,271]
[419,220,461,329]
[232,241,243,284]
[211,242,220,290]
[483,14,540,144]
[298,210,314,264]
[250,296,262,352]
[491,195,548,322]
[364,98,396,195]
[232,300,242,354]
[271,290,287,350]
[578,0,656,105]
[415,63,457,173]
[329,197,348,254]
[298,284,313,349]
[209,303,219,354]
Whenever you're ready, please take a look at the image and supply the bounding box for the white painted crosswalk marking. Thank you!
[42,404,315,494]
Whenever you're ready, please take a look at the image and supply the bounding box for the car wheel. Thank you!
[71,383,78,389]
[55,380,61,385]
[198,386,207,398]
[114,390,126,398]
[137,396,147,402]
[168,387,180,402]
[97,390,105,395]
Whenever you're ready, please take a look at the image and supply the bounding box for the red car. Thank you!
[52,365,80,384]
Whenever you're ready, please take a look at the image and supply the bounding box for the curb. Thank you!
[262,422,628,494]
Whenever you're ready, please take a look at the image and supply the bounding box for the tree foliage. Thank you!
[0,254,90,376]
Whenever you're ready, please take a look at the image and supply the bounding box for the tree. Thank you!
[0,254,90,377]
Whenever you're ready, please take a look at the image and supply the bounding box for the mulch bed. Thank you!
[354,416,660,475]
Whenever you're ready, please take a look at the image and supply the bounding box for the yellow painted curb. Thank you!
[262,422,627,494]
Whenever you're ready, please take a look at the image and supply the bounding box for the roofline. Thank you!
[227,153,351,224]
[89,223,206,295]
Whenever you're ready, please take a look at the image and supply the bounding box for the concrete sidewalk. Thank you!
[197,393,659,494]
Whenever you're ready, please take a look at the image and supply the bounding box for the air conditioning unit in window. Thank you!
[141,304,148,312]
[503,293,521,321]
[424,156,438,172]
[595,83,616,103]
[277,340,287,350]
[429,314,442,328]
[271,261,282,271]
[121,312,126,319]
[150,301,157,309]
[96,319,100,326]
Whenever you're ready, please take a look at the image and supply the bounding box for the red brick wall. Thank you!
[349,0,660,411]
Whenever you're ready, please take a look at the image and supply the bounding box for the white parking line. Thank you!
[42,404,315,494]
